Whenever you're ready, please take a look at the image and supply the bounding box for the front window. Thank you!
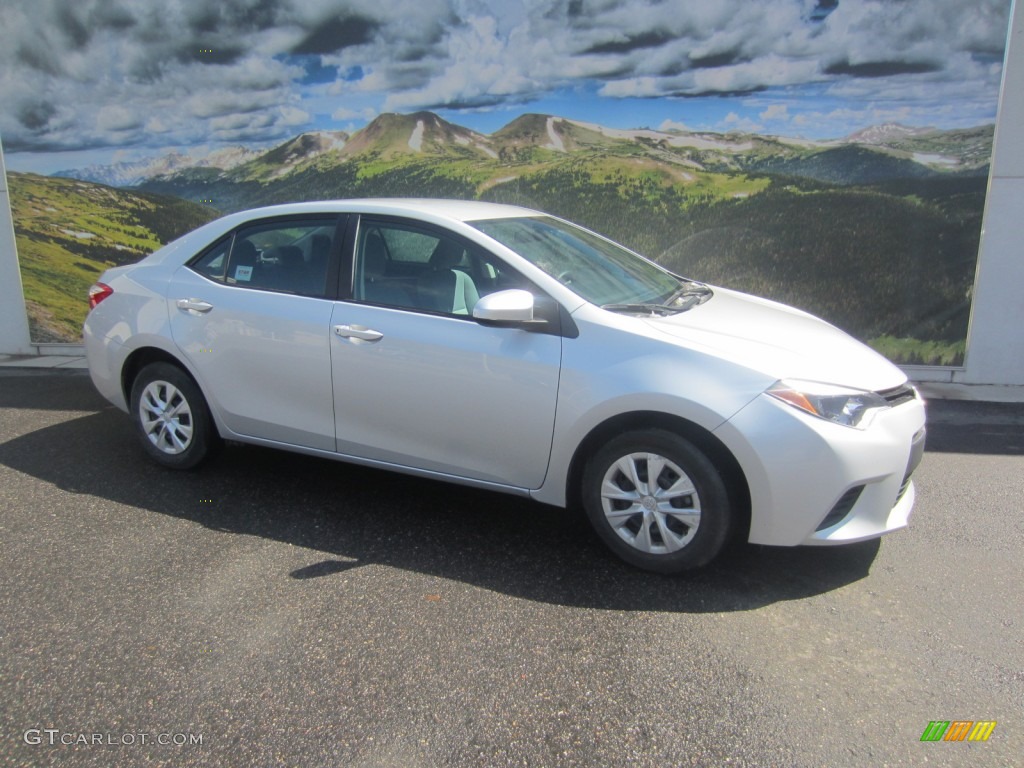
[353,219,530,316]
[470,216,682,307]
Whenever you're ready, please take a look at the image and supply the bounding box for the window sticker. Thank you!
[234,265,253,282]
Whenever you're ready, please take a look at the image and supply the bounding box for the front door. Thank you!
[329,218,561,488]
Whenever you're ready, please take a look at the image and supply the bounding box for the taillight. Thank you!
[88,282,113,309]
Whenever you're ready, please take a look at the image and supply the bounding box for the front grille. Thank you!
[817,485,865,531]
[878,384,917,407]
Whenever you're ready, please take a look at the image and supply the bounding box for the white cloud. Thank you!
[600,78,663,99]
[722,112,763,133]
[659,118,693,133]
[145,117,171,134]
[760,104,790,122]
[279,106,311,126]
[332,106,377,121]
[96,106,143,133]
[382,14,542,112]
[0,0,1011,156]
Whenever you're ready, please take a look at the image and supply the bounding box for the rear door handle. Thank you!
[333,324,383,342]
[176,298,214,313]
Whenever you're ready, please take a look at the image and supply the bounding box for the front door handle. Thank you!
[333,324,383,342]
[176,298,214,314]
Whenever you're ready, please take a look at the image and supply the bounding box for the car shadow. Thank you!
[0,397,882,613]
[0,368,104,411]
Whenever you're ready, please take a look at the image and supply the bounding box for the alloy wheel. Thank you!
[138,380,194,455]
[599,451,702,554]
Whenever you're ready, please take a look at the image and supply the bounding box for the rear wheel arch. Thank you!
[128,359,220,469]
[567,411,751,541]
[121,347,197,407]
[120,347,224,437]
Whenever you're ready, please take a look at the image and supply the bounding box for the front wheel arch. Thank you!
[567,411,751,543]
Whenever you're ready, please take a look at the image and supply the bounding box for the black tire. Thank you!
[129,362,217,470]
[582,428,732,573]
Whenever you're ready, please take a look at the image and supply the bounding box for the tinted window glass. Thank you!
[220,219,335,297]
[354,220,530,316]
[190,236,231,282]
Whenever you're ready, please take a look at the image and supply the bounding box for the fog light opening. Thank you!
[817,485,865,531]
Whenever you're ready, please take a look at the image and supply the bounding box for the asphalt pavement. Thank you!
[0,368,1021,767]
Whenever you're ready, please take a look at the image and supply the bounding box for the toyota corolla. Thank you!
[84,199,926,572]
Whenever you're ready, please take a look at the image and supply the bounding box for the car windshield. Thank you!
[470,215,685,307]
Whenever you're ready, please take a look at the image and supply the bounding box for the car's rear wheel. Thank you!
[582,429,732,573]
[130,362,216,469]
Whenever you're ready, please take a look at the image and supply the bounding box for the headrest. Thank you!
[428,239,464,270]
[363,234,388,277]
[232,238,258,266]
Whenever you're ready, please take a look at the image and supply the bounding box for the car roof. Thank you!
[225,198,541,224]
[139,198,549,268]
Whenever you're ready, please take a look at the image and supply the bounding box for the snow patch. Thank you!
[913,153,958,167]
[565,119,753,151]
[409,120,425,152]
[544,117,565,152]
[774,136,832,149]
[847,123,930,145]
[60,229,96,239]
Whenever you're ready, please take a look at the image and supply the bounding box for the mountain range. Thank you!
[55,145,262,187]
[14,111,992,362]
[55,112,993,195]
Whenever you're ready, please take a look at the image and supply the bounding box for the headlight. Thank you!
[766,379,890,429]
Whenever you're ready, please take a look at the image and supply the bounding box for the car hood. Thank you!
[642,287,907,392]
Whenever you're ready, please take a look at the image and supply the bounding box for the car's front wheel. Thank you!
[130,362,217,469]
[582,429,732,573]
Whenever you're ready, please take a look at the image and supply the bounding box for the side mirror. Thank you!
[472,289,536,325]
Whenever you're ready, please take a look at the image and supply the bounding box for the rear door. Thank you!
[168,214,344,451]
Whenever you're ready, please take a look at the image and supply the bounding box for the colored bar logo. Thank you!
[920,721,996,742]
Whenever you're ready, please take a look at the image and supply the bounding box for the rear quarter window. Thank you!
[189,236,231,282]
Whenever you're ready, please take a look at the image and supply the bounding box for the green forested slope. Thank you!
[9,173,217,341]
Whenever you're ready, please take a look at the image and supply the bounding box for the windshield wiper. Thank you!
[602,280,713,316]
[602,287,711,316]
[601,302,688,316]
[661,281,713,308]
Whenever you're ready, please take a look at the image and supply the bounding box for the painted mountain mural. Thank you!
[13,111,990,363]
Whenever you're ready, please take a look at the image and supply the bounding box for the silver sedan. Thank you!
[85,199,925,572]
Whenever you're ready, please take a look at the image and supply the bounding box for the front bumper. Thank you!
[714,390,927,547]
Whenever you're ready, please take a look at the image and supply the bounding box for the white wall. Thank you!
[908,0,1024,400]
[960,0,1024,388]
[0,141,32,355]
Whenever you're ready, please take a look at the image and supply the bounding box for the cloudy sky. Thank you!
[0,0,1012,173]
